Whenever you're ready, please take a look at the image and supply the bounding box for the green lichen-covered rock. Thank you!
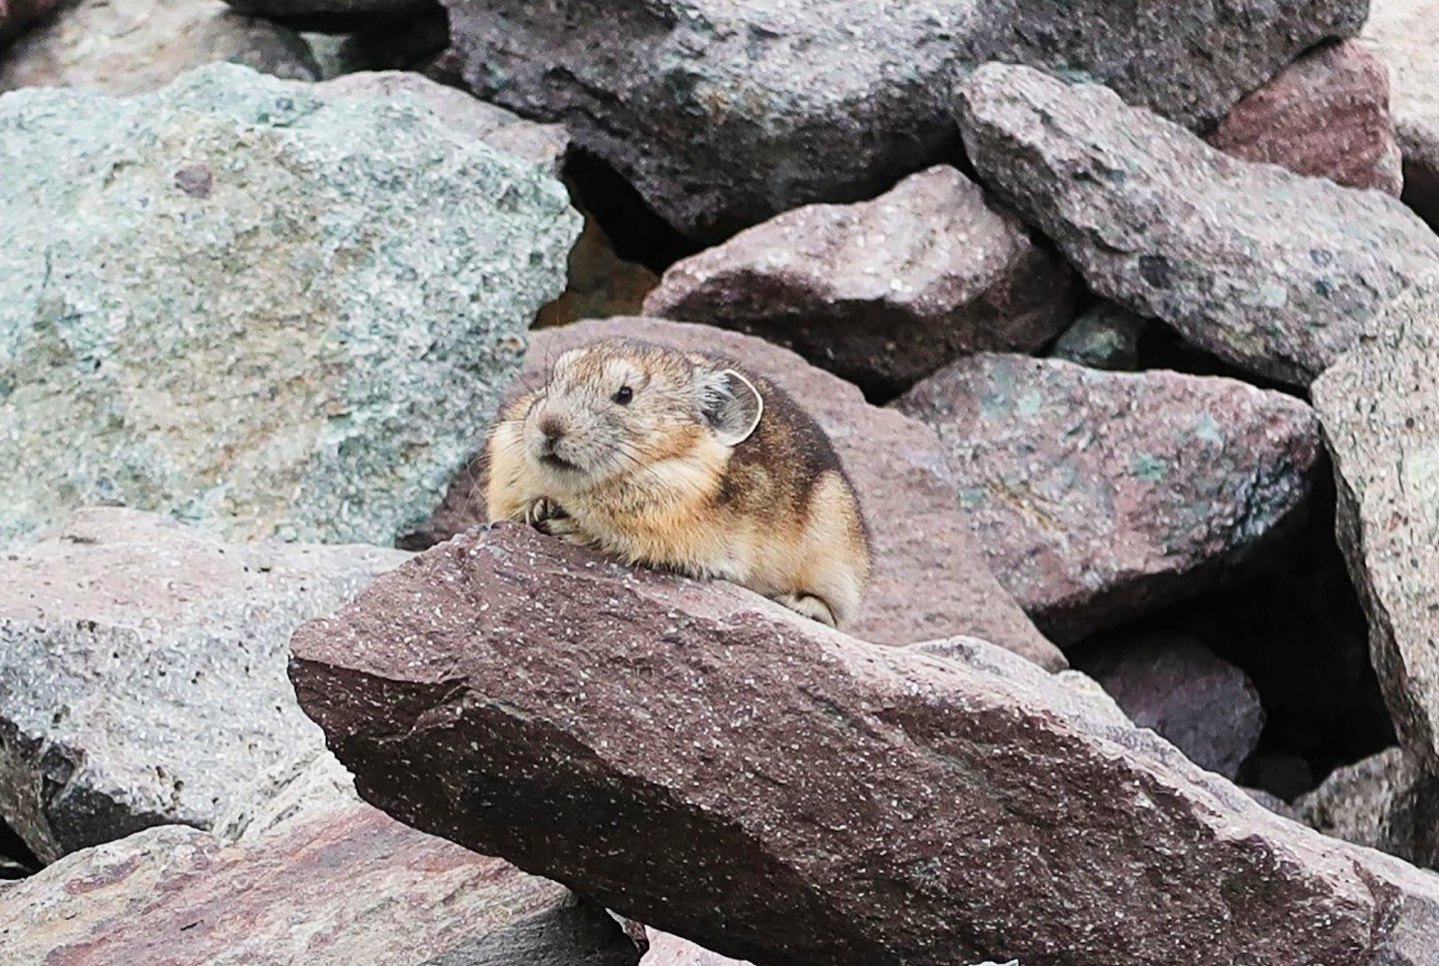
[0,63,581,546]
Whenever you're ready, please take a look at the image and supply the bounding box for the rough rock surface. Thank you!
[414,317,1064,670]
[1209,41,1403,195]
[292,524,1439,966]
[1363,0,1439,227]
[0,64,579,547]
[895,353,1321,642]
[956,62,1439,387]
[1314,287,1439,820]
[0,0,60,44]
[0,804,643,966]
[645,933,752,966]
[1048,302,1147,371]
[447,0,1368,238]
[1072,633,1265,779]
[0,0,317,94]
[642,165,1077,396]
[1295,748,1427,864]
[313,70,569,176]
[224,0,427,19]
[0,508,408,863]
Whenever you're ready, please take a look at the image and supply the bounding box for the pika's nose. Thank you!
[538,415,565,446]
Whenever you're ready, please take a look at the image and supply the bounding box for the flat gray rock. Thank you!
[0,804,643,966]
[0,508,408,863]
[896,353,1321,641]
[643,165,1078,396]
[446,0,1367,238]
[0,0,317,95]
[1313,284,1439,862]
[292,524,1439,966]
[956,62,1439,387]
[0,63,580,547]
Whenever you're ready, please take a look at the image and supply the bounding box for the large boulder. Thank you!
[0,508,408,863]
[1313,286,1439,861]
[956,62,1439,387]
[895,353,1321,641]
[413,317,1065,670]
[642,165,1078,397]
[1208,40,1403,195]
[0,0,317,95]
[445,0,1368,239]
[1362,0,1439,227]
[0,63,580,547]
[291,524,1439,966]
[0,804,644,965]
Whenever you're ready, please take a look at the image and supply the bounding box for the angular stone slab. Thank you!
[643,165,1078,396]
[956,62,1439,387]
[0,63,580,546]
[446,0,1367,238]
[1313,286,1439,852]
[291,524,1439,966]
[0,508,408,863]
[414,316,1064,670]
[896,353,1321,641]
[0,804,643,966]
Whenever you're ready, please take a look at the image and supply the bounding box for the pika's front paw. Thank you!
[525,497,587,544]
[774,593,837,628]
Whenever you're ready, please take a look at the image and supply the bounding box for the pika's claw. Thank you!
[774,593,837,628]
[524,496,567,530]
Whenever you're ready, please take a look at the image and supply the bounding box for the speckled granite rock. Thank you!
[957,62,1439,387]
[1049,302,1147,371]
[291,523,1439,966]
[1295,748,1428,865]
[413,317,1065,670]
[1362,0,1439,226]
[1209,41,1403,195]
[1314,285,1439,860]
[644,933,752,966]
[0,0,317,94]
[0,64,579,546]
[0,508,408,863]
[896,354,1321,642]
[643,165,1078,396]
[446,0,1368,238]
[312,70,569,176]
[0,804,644,966]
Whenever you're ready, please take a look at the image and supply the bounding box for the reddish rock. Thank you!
[642,166,1079,396]
[1072,632,1265,779]
[1362,0,1439,227]
[895,353,1321,642]
[1210,41,1403,194]
[291,524,1439,966]
[0,802,643,965]
[413,317,1064,670]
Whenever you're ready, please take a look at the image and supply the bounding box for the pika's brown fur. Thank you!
[484,338,871,628]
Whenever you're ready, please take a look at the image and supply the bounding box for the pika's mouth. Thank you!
[539,452,579,473]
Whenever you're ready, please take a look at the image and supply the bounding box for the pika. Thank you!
[484,338,871,628]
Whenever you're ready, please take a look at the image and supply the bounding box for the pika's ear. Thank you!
[697,367,763,446]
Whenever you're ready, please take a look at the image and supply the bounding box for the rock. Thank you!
[1362,0,1439,227]
[1295,748,1427,864]
[0,64,579,547]
[224,0,428,19]
[447,0,1368,239]
[1048,302,1147,371]
[1209,41,1403,195]
[412,317,1065,670]
[894,353,1321,642]
[0,804,644,965]
[642,165,1078,396]
[1242,787,1298,820]
[1313,286,1439,852]
[0,0,60,44]
[312,70,569,176]
[291,523,1439,966]
[1072,633,1265,780]
[0,508,408,863]
[956,62,1439,387]
[0,0,318,95]
[0,818,37,880]
[535,215,661,329]
[299,6,448,79]
[645,933,752,966]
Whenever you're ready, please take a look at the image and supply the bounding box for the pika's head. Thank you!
[521,339,763,489]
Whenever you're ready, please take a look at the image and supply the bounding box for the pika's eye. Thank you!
[613,385,633,405]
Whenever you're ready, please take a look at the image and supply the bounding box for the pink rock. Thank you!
[1210,41,1403,194]
[645,931,753,965]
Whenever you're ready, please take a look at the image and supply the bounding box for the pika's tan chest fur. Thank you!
[484,338,870,628]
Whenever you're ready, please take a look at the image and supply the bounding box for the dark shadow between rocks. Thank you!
[563,149,704,274]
